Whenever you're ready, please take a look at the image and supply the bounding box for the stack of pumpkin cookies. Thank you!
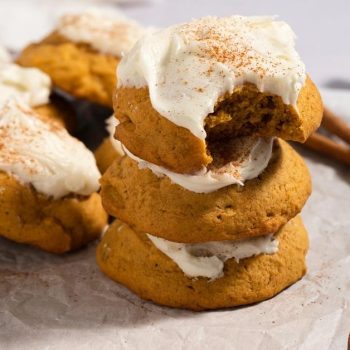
[97,16,323,310]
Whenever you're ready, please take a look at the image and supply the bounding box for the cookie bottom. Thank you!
[0,172,108,254]
[96,216,308,310]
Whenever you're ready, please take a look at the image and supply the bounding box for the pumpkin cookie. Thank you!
[114,16,323,174]
[97,216,308,310]
[17,9,149,107]
[0,101,107,253]
[0,172,106,254]
[101,139,311,243]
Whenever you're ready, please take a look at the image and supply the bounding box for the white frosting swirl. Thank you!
[118,16,306,139]
[0,101,100,199]
[123,137,273,193]
[0,64,51,107]
[147,233,279,279]
[57,8,149,57]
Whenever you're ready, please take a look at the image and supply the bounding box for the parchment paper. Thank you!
[0,88,349,350]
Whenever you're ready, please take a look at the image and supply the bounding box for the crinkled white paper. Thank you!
[0,89,349,349]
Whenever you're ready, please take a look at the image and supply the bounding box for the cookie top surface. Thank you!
[117,16,306,139]
[0,101,100,198]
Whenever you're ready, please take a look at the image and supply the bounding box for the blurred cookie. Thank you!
[101,139,311,243]
[97,216,308,310]
[0,101,107,253]
[17,9,149,107]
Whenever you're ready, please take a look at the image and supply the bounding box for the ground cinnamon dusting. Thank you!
[177,17,275,81]
[0,102,65,174]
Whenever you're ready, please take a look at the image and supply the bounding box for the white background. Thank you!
[0,0,349,87]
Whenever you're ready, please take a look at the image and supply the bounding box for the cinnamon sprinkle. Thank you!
[0,101,65,175]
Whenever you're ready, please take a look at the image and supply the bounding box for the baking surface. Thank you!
[0,89,349,349]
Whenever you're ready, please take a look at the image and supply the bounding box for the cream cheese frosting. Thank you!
[147,233,279,279]
[117,16,306,139]
[123,137,273,192]
[0,101,100,199]
[0,63,51,107]
[57,8,149,57]
[106,116,124,156]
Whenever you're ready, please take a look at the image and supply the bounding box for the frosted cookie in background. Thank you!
[0,101,107,253]
[0,59,77,132]
[17,8,151,107]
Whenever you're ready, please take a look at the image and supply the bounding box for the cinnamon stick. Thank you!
[304,132,350,166]
[322,107,350,144]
